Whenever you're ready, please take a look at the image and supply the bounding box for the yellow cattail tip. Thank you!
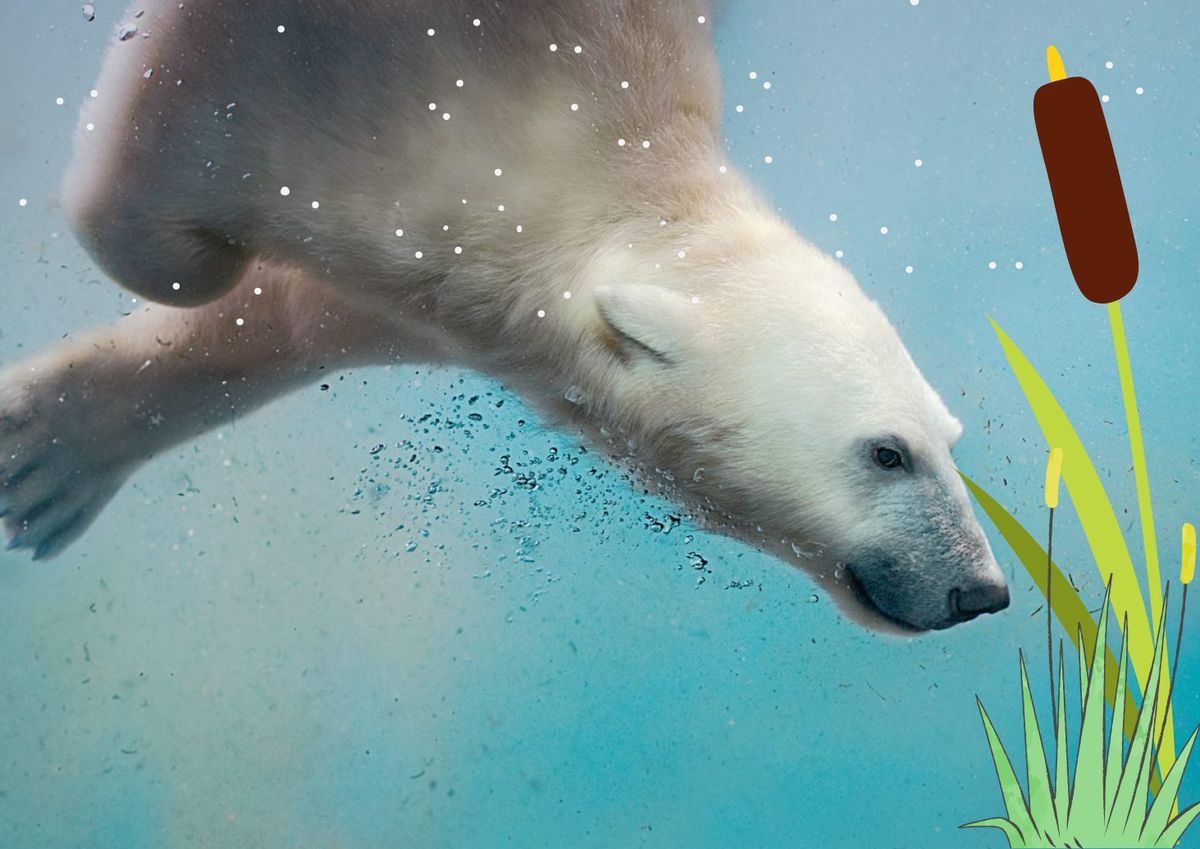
[1044,446,1064,509]
[1047,44,1067,82]
[1183,523,1196,585]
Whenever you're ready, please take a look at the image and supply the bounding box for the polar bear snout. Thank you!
[846,552,1009,633]
[841,498,1009,633]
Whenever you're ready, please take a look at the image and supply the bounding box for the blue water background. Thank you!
[1,2,1198,847]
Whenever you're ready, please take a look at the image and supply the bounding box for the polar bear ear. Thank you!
[593,284,697,365]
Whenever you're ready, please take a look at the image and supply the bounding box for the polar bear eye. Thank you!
[873,446,905,470]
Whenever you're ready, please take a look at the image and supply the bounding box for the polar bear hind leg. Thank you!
[0,265,399,560]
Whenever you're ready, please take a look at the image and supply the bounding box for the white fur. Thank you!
[0,0,1005,631]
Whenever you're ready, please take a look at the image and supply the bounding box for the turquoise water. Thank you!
[2,2,1198,847]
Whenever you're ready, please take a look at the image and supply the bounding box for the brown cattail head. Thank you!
[1033,47,1139,303]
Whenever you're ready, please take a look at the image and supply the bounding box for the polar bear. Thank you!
[0,0,1008,632]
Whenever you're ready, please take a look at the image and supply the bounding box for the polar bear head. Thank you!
[588,226,1008,633]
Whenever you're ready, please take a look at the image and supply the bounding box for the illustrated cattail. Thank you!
[1033,45,1138,303]
[1044,447,1064,509]
[1155,523,1195,761]
[1044,447,1063,721]
[1182,523,1195,586]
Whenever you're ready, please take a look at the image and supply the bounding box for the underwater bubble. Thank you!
[691,467,705,482]
[563,385,586,405]
[82,4,95,21]
[118,23,138,40]
[405,541,418,553]
[808,594,820,603]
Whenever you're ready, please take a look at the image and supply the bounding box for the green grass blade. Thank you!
[1142,726,1199,844]
[1114,610,1170,835]
[975,697,1038,842]
[1068,592,1111,837]
[990,318,1174,777]
[1124,620,1172,836]
[961,817,1030,847]
[961,475,1139,745]
[1019,652,1057,840]
[1054,643,1071,831]
[1105,615,1131,820]
[1155,800,1200,848]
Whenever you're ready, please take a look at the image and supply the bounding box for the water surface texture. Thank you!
[2,2,1198,847]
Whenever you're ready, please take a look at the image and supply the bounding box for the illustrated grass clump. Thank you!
[963,581,1200,847]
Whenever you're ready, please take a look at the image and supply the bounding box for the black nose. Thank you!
[949,582,1011,622]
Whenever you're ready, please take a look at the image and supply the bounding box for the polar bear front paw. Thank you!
[0,364,130,560]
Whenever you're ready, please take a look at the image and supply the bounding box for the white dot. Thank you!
[55,96,64,106]
[172,282,181,290]
[1106,61,1114,69]
[549,43,558,52]
[829,213,838,222]
[763,81,772,90]
[1136,86,1145,95]
[879,226,889,235]
[905,265,914,274]
[910,0,919,5]
[472,18,481,26]
[516,224,523,233]
[749,71,758,80]
[494,168,503,176]
[563,291,572,299]
[988,261,997,270]
[735,104,744,113]
[618,138,626,146]
[570,103,579,111]
[537,309,546,318]
[835,249,844,258]
[311,200,320,209]
[235,317,245,326]
[428,102,437,110]
[442,112,451,120]
[277,25,285,33]
[1101,94,1110,103]
[698,15,706,24]
[914,158,923,167]
[1015,261,1024,270]
[454,246,463,254]
[18,198,27,207]
[497,204,505,211]
[718,165,728,174]
[86,122,95,131]
[573,45,582,54]
[395,228,404,237]
[456,79,464,87]
[427,28,435,36]
[279,186,290,196]
[415,250,424,259]
[621,81,629,89]
[642,140,651,149]
[691,296,701,304]
[90,89,98,98]
[442,224,450,231]
[764,155,773,164]
[253,287,262,295]
[677,250,687,259]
